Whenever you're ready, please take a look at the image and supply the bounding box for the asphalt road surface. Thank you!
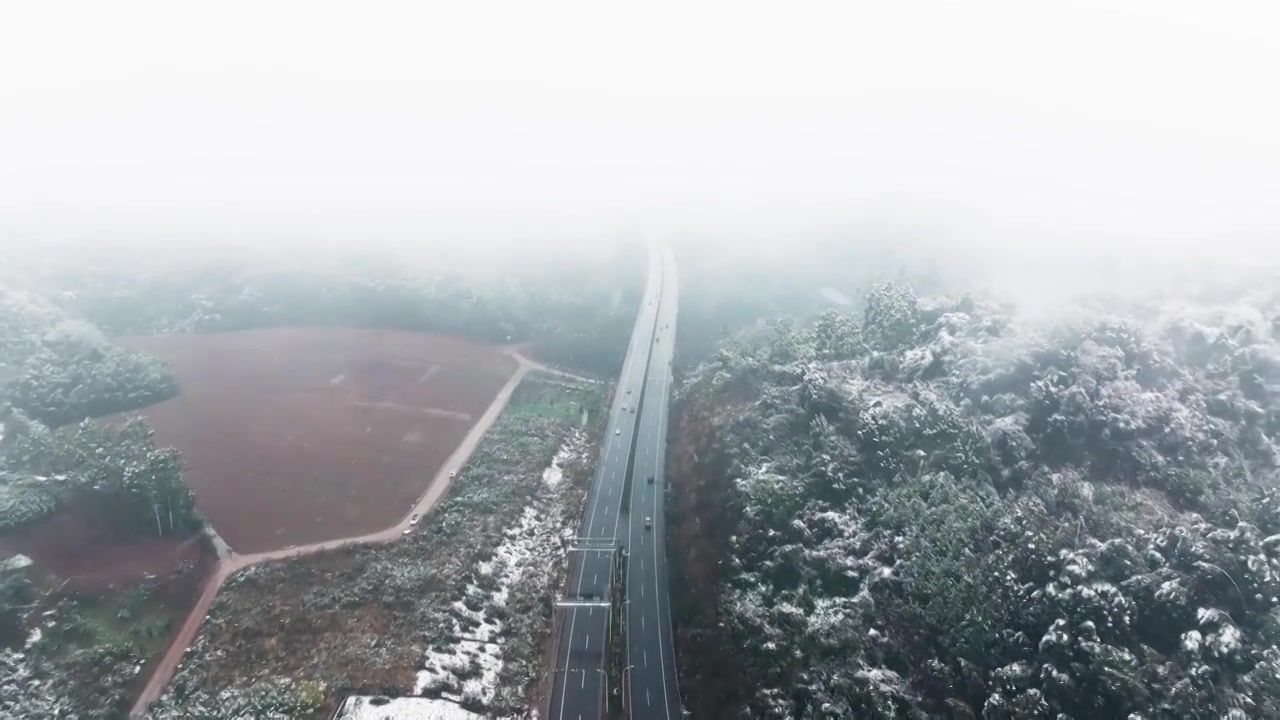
[624,242,682,719]
[550,241,665,720]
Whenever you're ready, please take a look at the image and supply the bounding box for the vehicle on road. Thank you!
[630,407,636,414]
[615,428,621,435]
[449,470,457,478]
[402,527,412,535]
[647,475,654,484]
[622,403,627,410]
[409,513,420,525]
[644,516,653,529]
[626,388,632,394]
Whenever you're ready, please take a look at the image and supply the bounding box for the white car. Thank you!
[449,470,457,478]
[615,428,621,435]
[409,513,420,525]
[644,516,653,530]
[402,528,412,535]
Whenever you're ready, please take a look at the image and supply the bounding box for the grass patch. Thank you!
[509,376,604,424]
[5,574,201,720]
[47,584,176,655]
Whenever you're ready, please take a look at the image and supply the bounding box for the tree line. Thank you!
[44,251,646,378]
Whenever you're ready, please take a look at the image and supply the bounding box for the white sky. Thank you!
[2,0,1279,261]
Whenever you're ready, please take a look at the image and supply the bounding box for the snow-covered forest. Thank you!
[670,281,1280,718]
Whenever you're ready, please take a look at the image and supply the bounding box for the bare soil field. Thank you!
[117,328,518,554]
[0,496,208,591]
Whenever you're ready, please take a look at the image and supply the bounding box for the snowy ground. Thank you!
[399,431,586,717]
[335,696,485,720]
[540,438,576,489]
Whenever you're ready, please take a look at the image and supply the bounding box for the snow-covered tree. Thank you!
[669,283,1280,718]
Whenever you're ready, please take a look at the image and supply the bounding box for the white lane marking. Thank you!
[555,268,660,720]
[644,648,648,666]
[556,608,579,719]
[609,258,668,714]
[593,573,598,585]
[647,688,652,707]
[581,670,586,689]
[651,334,675,719]
[642,614,645,631]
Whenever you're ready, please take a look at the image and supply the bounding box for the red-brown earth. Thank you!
[116,328,517,554]
[0,495,208,590]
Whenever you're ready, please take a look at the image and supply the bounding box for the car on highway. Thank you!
[644,516,653,529]
[402,527,412,535]
[409,513,420,525]
[615,428,621,435]
[647,475,655,484]
[630,407,636,414]
[622,403,627,410]
[626,388,632,394]
[449,470,456,478]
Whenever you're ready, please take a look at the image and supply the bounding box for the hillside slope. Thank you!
[669,284,1280,718]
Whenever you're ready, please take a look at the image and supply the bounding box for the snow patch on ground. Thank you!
[407,430,587,714]
[541,432,582,489]
[414,507,551,704]
[335,696,485,720]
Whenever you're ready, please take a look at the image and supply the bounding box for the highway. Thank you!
[624,242,682,719]
[550,241,665,720]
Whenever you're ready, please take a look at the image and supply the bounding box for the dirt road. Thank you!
[129,350,552,717]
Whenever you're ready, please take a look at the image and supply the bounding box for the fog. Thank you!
[3,1,1280,285]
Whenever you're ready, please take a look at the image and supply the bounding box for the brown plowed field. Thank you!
[0,496,208,590]
[117,328,517,554]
